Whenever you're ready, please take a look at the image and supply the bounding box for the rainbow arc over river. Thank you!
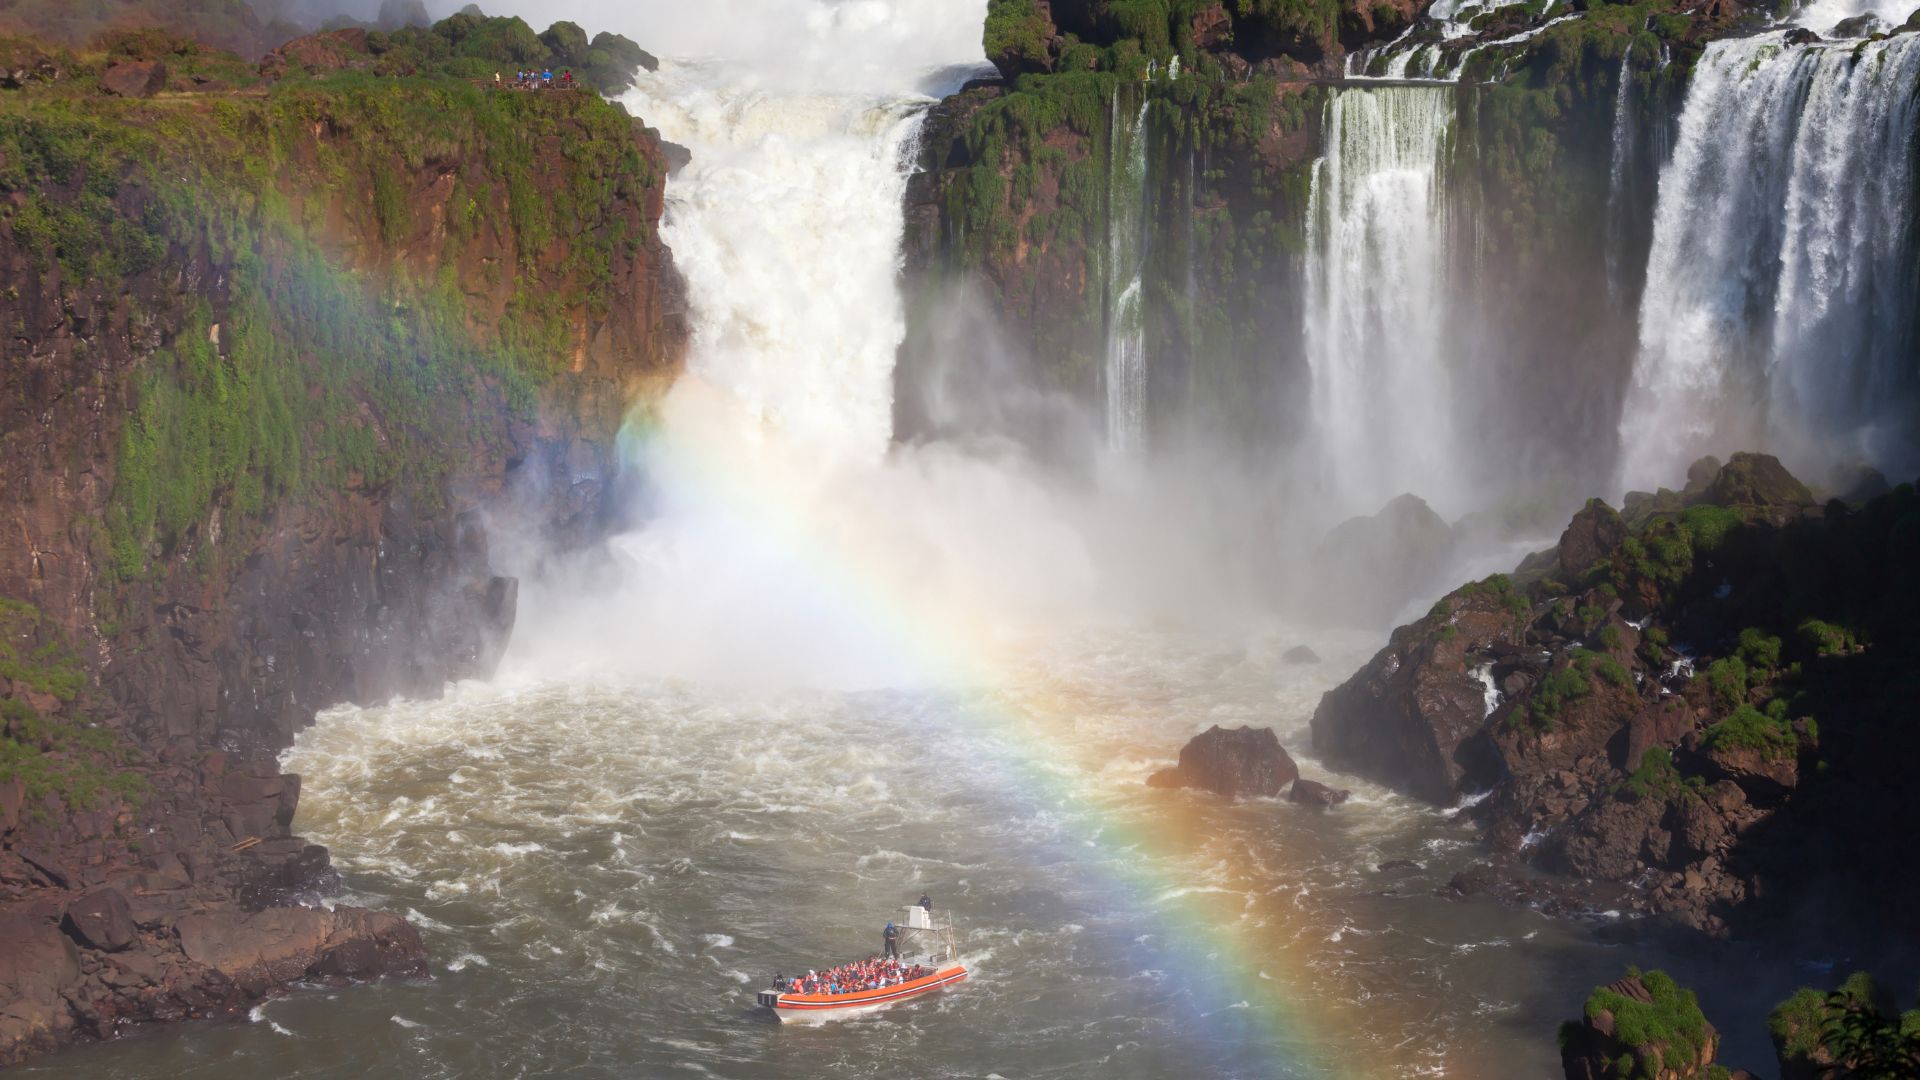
[617,378,1368,1078]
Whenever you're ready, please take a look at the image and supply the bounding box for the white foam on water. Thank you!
[1619,31,1920,490]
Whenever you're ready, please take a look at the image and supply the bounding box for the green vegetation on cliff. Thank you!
[1,42,659,585]
[0,602,143,815]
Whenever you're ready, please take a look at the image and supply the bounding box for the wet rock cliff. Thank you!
[900,0,1784,500]
[1311,455,1920,942]
[0,21,684,1063]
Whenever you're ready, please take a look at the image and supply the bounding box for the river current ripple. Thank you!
[17,624,1821,1078]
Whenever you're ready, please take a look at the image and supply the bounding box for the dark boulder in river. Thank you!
[1147,725,1299,799]
[1288,778,1351,809]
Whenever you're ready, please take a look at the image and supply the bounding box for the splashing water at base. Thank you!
[22,630,1822,1079]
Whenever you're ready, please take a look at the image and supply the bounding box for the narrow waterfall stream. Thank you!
[1105,85,1153,455]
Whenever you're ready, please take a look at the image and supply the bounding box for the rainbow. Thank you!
[615,376,1379,1079]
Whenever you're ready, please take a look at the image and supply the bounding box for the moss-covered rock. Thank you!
[1560,969,1724,1080]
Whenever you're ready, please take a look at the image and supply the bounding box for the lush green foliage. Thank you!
[1592,652,1631,688]
[1527,662,1590,728]
[0,601,85,702]
[1622,746,1681,801]
[1583,968,1715,1079]
[1735,627,1782,674]
[1,68,653,588]
[1704,656,1747,711]
[1796,618,1857,657]
[985,0,1055,70]
[1702,703,1797,761]
[1680,504,1742,553]
[0,700,146,816]
[363,14,655,95]
[1770,973,1920,1076]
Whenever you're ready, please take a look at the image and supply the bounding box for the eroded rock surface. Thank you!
[1148,725,1299,799]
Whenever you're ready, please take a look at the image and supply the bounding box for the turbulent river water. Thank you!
[24,629,1827,1079]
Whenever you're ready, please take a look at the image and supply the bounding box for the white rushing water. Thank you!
[1304,87,1459,517]
[1604,45,1635,304]
[621,72,930,464]
[1105,87,1153,455]
[1618,31,1920,491]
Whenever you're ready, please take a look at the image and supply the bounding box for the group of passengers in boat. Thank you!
[779,956,933,997]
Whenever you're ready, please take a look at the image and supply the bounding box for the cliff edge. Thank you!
[0,18,685,1063]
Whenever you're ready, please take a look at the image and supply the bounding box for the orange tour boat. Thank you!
[757,904,968,1021]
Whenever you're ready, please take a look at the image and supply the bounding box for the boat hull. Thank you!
[758,966,968,1021]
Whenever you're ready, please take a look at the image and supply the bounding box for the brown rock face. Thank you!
[1148,725,1299,799]
[100,60,166,98]
[1189,2,1233,49]
[258,28,373,80]
[1558,498,1627,583]
[0,915,80,1061]
[176,906,425,996]
[1309,586,1517,805]
[1706,452,1814,510]
[62,889,137,952]
[0,75,686,1067]
[1314,493,1457,625]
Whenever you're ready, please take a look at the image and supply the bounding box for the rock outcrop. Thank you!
[1148,725,1300,799]
[1308,572,1517,805]
[1558,970,1735,1080]
[1288,777,1351,808]
[99,59,166,97]
[1311,456,1920,937]
[1313,493,1458,625]
[0,24,684,1064]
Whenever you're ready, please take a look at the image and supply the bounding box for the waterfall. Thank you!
[1617,33,1920,491]
[1603,45,1634,303]
[1304,87,1459,515]
[1105,87,1153,455]
[627,75,933,463]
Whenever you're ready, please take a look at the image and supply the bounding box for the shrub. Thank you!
[1704,656,1748,710]
[1769,974,1920,1076]
[986,0,1055,69]
[1594,654,1632,688]
[1681,504,1742,553]
[1600,624,1623,651]
[1583,969,1715,1079]
[1796,619,1855,657]
[1529,663,1590,726]
[1623,746,1681,801]
[1702,704,1796,760]
[1736,628,1782,673]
